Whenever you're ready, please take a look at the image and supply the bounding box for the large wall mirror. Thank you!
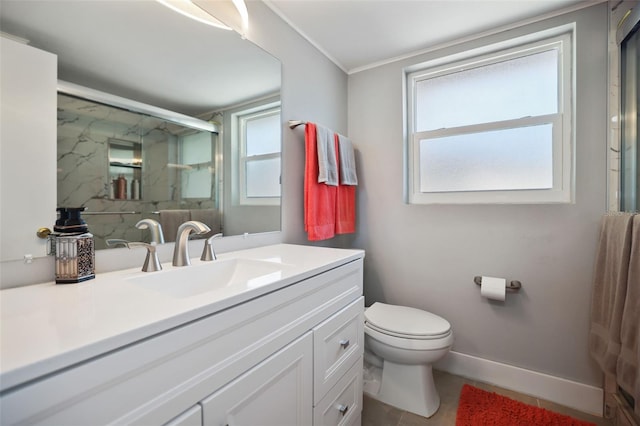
[1,0,282,249]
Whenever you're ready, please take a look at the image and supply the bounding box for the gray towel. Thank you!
[316,124,338,186]
[589,213,634,379]
[617,214,640,416]
[337,133,358,185]
[159,210,191,243]
[190,209,221,238]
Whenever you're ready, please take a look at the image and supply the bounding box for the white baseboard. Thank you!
[434,351,604,416]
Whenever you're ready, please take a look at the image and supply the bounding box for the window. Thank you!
[405,26,574,204]
[233,102,281,205]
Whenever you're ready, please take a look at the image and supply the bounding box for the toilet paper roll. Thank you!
[480,276,506,301]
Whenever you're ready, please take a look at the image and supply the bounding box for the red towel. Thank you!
[304,123,337,240]
[335,133,356,234]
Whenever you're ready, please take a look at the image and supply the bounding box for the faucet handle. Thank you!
[201,233,223,261]
[135,219,165,244]
[133,242,162,272]
[106,239,162,272]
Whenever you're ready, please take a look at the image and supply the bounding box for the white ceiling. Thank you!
[0,0,600,114]
[265,0,598,73]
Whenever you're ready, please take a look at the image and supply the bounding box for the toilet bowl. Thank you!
[363,302,453,418]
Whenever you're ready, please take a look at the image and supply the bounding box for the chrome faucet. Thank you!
[106,239,162,272]
[172,221,211,267]
[201,233,223,261]
[135,219,165,245]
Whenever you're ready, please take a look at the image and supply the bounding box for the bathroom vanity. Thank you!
[0,244,365,426]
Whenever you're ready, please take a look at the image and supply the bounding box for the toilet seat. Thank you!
[365,322,450,340]
[364,323,453,351]
[364,302,451,339]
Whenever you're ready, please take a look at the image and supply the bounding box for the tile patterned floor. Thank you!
[362,369,613,426]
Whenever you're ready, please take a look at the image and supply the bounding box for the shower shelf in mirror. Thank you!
[108,138,142,201]
[109,162,141,169]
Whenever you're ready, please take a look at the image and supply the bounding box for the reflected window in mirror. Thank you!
[233,101,282,206]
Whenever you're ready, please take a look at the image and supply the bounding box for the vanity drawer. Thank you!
[313,357,363,426]
[314,297,364,403]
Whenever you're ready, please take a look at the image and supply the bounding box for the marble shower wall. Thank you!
[57,95,217,249]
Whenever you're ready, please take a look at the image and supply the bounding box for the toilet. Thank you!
[363,302,453,418]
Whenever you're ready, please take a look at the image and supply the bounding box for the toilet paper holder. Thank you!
[474,276,522,290]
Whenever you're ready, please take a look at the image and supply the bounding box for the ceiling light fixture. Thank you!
[231,0,249,31]
[193,0,249,36]
[157,0,249,34]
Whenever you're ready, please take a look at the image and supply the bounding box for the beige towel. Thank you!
[190,209,221,238]
[159,210,191,243]
[589,213,634,379]
[617,214,639,416]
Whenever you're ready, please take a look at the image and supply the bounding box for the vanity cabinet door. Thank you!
[200,332,313,426]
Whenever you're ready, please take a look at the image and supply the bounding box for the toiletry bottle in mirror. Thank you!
[132,178,140,200]
[112,177,118,199]
[117,174,127,199]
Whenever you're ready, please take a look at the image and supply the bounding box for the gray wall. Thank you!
[244,2,355,249]
[348,3,608,386]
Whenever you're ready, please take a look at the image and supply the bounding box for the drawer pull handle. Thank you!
[337,404,349,416]
[339,339,350,349]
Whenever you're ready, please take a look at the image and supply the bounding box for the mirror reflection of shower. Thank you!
[57,89,221,249]
[619,7,640,212]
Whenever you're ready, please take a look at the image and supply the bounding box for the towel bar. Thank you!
[83,211,139,215]
[474,276,522,290]
[288,120,306,129]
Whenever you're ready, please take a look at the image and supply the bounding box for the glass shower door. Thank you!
[620,11,640,212]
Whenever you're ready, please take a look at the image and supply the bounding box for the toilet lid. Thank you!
[364,302,451,338]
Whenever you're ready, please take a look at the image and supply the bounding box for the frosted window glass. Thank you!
[182,167,211,198]
[246,158,281,197]
[182,132,212,164]
[246,114,281,156]
[419,124,553,192]
[416,50,558,131]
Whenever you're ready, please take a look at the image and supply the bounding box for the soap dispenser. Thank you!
[49,207,95,284]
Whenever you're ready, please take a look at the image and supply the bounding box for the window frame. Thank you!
[232,101,281,206]
[404,26,575,204]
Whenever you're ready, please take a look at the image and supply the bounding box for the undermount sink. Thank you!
[127,258,292,298]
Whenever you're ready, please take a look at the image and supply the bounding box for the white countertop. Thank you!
[0,244,364,391]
